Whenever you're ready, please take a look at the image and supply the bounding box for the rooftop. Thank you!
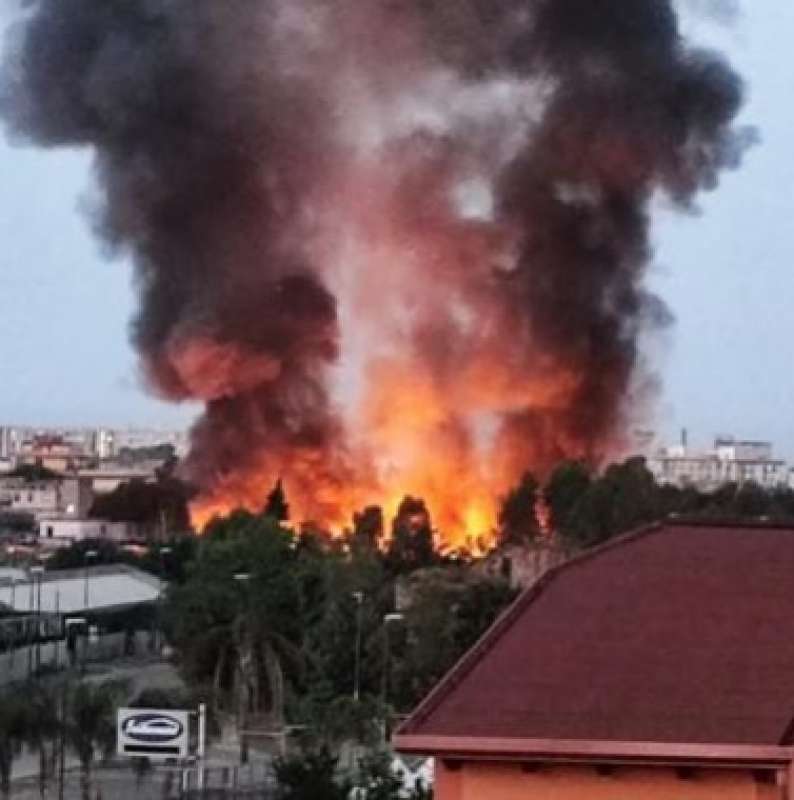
[397,520,794,753]
[0,564,162,614]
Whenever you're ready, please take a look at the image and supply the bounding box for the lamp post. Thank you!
[156,547,173,653]
[352,591,364,702]
[83,549,98,610]
[159,546,173,577]
[30,565,44,674]
[82,550,98,672]
[234,573,251,765]
[8,579,16,678]
[381,612,404,741]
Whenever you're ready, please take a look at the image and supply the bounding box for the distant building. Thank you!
[397,520,794,799]
[476,540,568,590]
[0,424,189,465]
[36,517,136,548]
[0,474,94,519]
[113,427,189,458]
[0,563,163,615]
[648,434,788,491]
[77,467,157,496]
[16,434,96,472]
[0,564,164,680]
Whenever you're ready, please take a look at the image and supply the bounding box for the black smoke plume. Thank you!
[1,0,753,532]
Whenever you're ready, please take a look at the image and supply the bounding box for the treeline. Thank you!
[537,457,794,550]
[163,509,516,744]
[0,679,123,800]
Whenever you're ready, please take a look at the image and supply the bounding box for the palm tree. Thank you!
[0,691,26,800]
[232,605,299,763]
[23,683,59,799]
[65,681,126,800]
[165,515,303,756]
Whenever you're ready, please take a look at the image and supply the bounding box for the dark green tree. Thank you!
[8,464,60,482]
[0,692,26,800]
[562,457,660,549]
[274,748,351,800]
[386,497,436,574]
[732,481,770,517]
[89,474,193,536]
[351,506,384,554]
[66,681,126,800]
[165,513,302,730]
[264,479,290,522]
[23,684,59,800]
[498,472,541,545]
[545,461,591,537]
[390,568,517,711]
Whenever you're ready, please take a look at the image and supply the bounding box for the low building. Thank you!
[649,436,788,491]
[36,517,136,547]
[396,520,794,799]
[16,434,97,472]
[0,564,164,680]
[476,540,568,590]
[0,564,162,615]
[78,466,157,495]
[0,474,94,520]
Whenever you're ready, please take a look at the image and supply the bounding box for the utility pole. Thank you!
[233,573,251,765]
[54,587,60,669]
[58,681,67,800]
[381,613,404,742]
[197,702,207,793]
[352,592,363,702]
[83,549,98,609]
[30,566,44,674]
[27,573,34,679]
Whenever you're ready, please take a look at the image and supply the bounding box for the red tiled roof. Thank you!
[397,521,794,749]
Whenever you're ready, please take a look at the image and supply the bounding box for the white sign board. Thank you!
[117,708,189,759]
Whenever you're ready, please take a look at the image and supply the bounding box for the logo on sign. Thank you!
[121,713,184,744]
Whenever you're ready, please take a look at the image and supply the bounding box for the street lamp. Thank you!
[30,565,44,674]
[156,547,173,652]
[381,612,404,720]
[159,546,173,576]
[352,592,364,702]
[233,573,251,764]
[8,579,17,678]
[83,549,98,609]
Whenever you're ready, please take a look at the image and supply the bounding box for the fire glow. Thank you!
[3,0,752,548]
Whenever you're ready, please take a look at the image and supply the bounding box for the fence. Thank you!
[10,762,277,800]
[0,629,154,684]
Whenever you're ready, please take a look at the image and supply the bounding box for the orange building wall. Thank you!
[435,760,783,800]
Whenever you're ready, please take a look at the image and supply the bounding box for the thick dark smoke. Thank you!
[1,0,752,531]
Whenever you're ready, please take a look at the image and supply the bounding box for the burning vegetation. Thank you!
[2,1,752,546]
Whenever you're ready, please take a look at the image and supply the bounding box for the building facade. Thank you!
[0,475,94,519]
[397,521,794,799]
[648,436,790,490]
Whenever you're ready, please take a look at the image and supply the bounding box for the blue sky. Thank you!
[0,2,792,455]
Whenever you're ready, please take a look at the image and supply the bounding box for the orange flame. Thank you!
[188,160,608,548]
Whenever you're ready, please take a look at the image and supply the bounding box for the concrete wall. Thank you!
[38,518,131,544]
[435,761,783,800]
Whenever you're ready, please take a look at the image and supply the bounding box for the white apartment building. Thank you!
[0,475,94,519]
[649,436,789,491]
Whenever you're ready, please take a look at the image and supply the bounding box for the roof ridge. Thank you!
[397,521,665,736]
[664,515,794,531]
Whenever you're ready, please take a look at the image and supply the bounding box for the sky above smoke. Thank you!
[0,2,792,475]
